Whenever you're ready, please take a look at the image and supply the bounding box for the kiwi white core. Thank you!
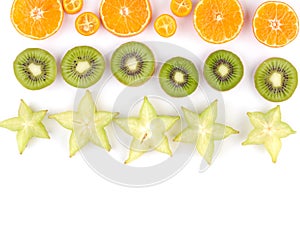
[217,64,229,77]
[269,72,282,87]
[28,63,42,77]
[174,71,185,84]
[126,57,139,71]
[76,61,91,74]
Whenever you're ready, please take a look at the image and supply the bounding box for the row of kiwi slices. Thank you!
[14,46,105,90]
[13,42,298,102]
[111,42,199,97]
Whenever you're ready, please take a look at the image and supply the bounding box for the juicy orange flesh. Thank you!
[63,0,82,13]
[171,0,192,17]
[12,0,62,39]
[194,0,243,43]
[101,0,151,35]
[76,13,100,35]
[155,15,176,37]
[254,2,298,47]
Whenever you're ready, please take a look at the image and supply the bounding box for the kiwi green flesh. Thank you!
[111,42,155,86]
[204,50,244,91]
[61,46,105,88]
[13,48,57,90]
[159,57,199,97]
[255,57,298,102]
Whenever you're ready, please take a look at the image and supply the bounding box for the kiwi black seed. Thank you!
[255,57,298,102]
[204,50,244,91]
[111,42,155,86]
[13,48,57,90]
[61,46,105,88]
[159,57,199,97]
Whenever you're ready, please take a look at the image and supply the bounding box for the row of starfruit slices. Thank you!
[0,90,295,164]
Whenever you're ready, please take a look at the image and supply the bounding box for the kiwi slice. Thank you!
[61,46,105,88]
[111,42,155,86]
[159,57,199,97]
[254,57,298,102]
[13,48,57,90]
[203,50,244,91]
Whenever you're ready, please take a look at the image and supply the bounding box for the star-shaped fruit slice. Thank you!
[173,100,239,164]
[242,105,295,163]
[49,90,118,157]
[0,100,49,154]
[114,97,180,164]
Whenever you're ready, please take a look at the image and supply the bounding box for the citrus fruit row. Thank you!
[63,0,101,36]
[10,0,300,47]
[155,0,299,48]
[194,0,299,47]
[153,0,193,37]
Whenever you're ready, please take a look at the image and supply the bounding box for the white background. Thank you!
[1,0,300,224]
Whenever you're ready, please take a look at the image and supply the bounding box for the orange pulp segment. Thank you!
[170,0,193,17]
[75,12,100,36]
[100,0,152,37]
[63,0,83,14]
[11,0,64,40]
[193,0,244,44]
[154,14,177,38]
[253,1,299,48]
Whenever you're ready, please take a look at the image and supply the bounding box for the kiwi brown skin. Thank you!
[61,46,105,88]
[13,48,57,90]
[254,57,298,102]
[159,57,199,97]
[203,50,244,91]
[111,42,155,87]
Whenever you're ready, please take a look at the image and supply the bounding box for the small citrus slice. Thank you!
[170,0,192,17]
[253,1,299,48]
[100,0,152,37]
[11,0,64,40]
[63,0,83,14]
[75,12,100,36]
[154,14,177,38]
[193,0,244,44]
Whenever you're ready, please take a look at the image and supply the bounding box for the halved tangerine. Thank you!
[253,1,299,48]
[193,0,244,44]
[75,12,100,36]
[11,0,64,40]
[100,0,152,37]
[170,0,193,17]
[154,14,177,38]
[63,0,83,14]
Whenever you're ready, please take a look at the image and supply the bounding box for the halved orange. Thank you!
[63,0,83,14]
[193,0,244,44]
[75,12,100,36]
[11,0,64,40]
[154,14,177,38]
[170,0,192,17]
[253,1,299,48]
[100,0,152,37]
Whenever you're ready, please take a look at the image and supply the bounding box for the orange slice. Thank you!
[100,0,152,37]
[75,12,100,36]
[154,14,177,38]
[63,0,83,14]
[11,0,64,40]
[170,0,192,17]
[253,1,299,48]
[193,0,244,44]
